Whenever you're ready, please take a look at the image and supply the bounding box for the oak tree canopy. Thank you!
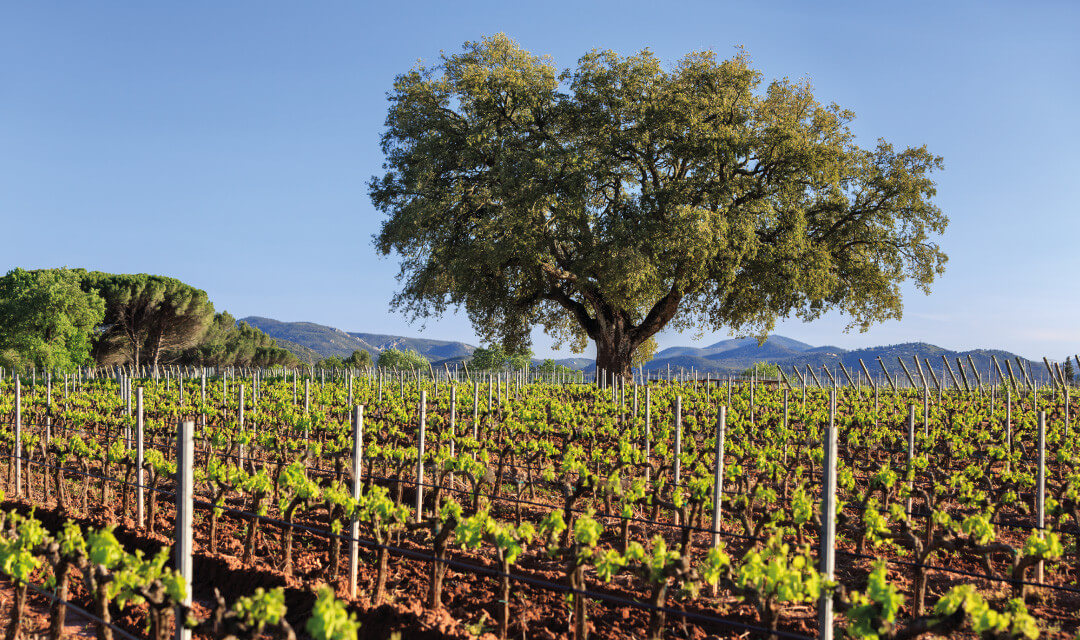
[371,35,947,378]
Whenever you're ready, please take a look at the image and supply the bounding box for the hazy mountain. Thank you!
[241,317,475,362]
[240,316,1054,384]
[272,338,323,365]
[783,344,1047,387]
[346,332,474,360]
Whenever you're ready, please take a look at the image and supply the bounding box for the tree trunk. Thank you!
[595,336,635,383]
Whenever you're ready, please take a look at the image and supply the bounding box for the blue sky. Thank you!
[3,1,1078,360]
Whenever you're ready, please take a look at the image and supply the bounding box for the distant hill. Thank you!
[241,317,476,363]
[346,332,474,360]
[240,316,1053,385]
[271,338,324,365]
[783,344,1044,387]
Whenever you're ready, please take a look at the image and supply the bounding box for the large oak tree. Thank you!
[371,35,947,378]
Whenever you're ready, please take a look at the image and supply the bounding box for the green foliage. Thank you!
[455,507,534,565]
[470,344,533,371]
[535,358,579,376]
[934,585,1039,640]
[316,356,344,369]
[344,349,373,368]
[0,267,105,371]
[376,347,428,370]
[306,586,360,640]
[88,271,215,368]
[743,361,780,378]
[630,337,658,369]
[0,269,298,370]
[181,312,296,367]
[1021,530,1062,561]
[0,511,47,584]
[371,34,948,376]
[230,587,288,630]
[735,530,822,604]
[845,562,905,640]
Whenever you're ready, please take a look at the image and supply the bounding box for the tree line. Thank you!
[0,268,296,372]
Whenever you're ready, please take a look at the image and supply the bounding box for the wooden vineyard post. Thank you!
[907,405,916,515]
[877,357,897,395]
[645,386,652,482]
[923,387,930,437]
[449,385,456,487]
[43,375,51,500]
[819,389,838,640]
[913,356,928,392]
[859,359,875,394]
[673,395,682,526]
[711,405,726,549]
[348,372,354,407]
[955,357,971,393]
[1005,387,1012,472]
[749,376,754,426]
[968,354,983,393]
[923,358,942,404]
[839,362,856,389]
[305,379,310,414]
[416,390,426,517]
[200,372,206,427]
[674,396,682,487]
[137,387,145,528]
[175,420,194,640]
[473,382,480,442]
[782,389,789,465]
[1037,411,1046,583]
[897,358,917,390]
[238,385,246,470]
[14,376,21,497]
[350,405,364,599]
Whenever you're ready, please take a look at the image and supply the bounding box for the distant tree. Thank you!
[536,358,579,376]
[743,361,779,378]
[371,35,948,380]
[344,349,374,368]
[377,347,428,370]
[316,356,344,369]
[180,313,296,367]
[471,344,533,370]
[630,337,658,370]
[470,345,506,371]
[1064,357,1075,385]
[89,273,215,369]
[0,268,105,372]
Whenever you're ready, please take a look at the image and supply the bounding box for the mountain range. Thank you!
[242,316,476,362]
[241,316,1058,384]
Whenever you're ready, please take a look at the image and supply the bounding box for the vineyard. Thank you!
[0,366,1077,640]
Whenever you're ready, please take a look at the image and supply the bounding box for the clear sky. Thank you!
[3,1,1078,361]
